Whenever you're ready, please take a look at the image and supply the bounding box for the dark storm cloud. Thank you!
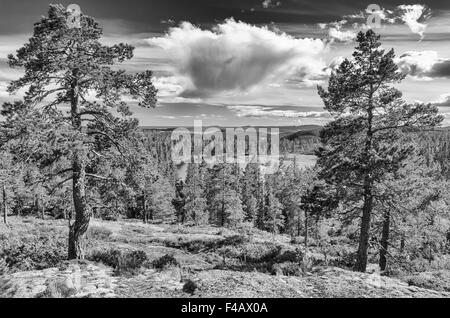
[429,60,450,78]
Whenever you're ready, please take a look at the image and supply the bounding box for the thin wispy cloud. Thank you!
[227,105,331,119]
[262,0,282,9]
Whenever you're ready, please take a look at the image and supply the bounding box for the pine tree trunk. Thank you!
[221,200,225,227]
[355,178,373,272]
[2,184,7,225]
[304,210,308,249]
[41,195,45,219]
[68,68,90,260]
[142,191,148,224]
[379,210,390,271]
[36,194,44,219]
[355,88,374,273]
[68,153,89,260]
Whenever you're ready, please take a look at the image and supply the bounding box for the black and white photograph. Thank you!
[0,0,450,302]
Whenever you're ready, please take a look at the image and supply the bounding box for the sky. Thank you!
[0,0,449,127]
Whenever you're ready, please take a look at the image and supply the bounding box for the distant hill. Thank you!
[281,126,322,140]
[140,125,323,136]
[140,125,323,156]
[138,125,450,158]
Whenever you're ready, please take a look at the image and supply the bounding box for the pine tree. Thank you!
[261,183,284,234]
[185,162,208,225]
[208,163,244,227]
[270,160,316,236]
[1,5,157,259]
[317,30,443,272]
[241,163,264,227]
[241,163,260,224]
[300,179,338,248]
[243,194,258,224]
[375,150,449,271]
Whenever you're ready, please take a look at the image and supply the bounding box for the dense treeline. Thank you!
[0,131,176,222]
[179,160,313,236]
[417,130,450,179]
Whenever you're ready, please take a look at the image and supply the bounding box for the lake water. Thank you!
[175,154,317,181]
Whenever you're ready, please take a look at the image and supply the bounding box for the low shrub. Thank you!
[272,262,301,276]
[214,242,303,274]
[328,246,356,268]
[98,209,119,221]
[152,254,179,270]
[130,227,146,234]
[235,223,256,236]
[222,235,249,246]
[171,226,190,234]
[0,257,8,275]
[290,236,304,245]
[164,234,249,253]
[406,275,443,291]
[182,279,198,295]
[274,248,299,263]
[86,225,113,240]
[0,231,67,272]
[405,272,450,292]
[299,255,314,273]
[89,248,148,276]
[123,250,148,272]
[241,243,281,263]
[89,249,122,268]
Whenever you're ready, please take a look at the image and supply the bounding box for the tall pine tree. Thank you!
[208,163,244,227]
[185,162,208,225]
[1,5,157,259]
[317,30,442,272]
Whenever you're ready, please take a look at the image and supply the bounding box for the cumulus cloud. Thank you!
[440,113,450,126]
[327,26,358,43]
[396,51,450,80]
[148,19,326,97]
[227,105,330,119]
[153,76,185,97]
[319,20,359,43]
[432,94,450,107]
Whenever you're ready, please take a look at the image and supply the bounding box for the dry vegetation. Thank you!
[1,216,449,298]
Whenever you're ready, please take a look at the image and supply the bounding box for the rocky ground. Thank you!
[1,217,449,298]
[2,262,449,298]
